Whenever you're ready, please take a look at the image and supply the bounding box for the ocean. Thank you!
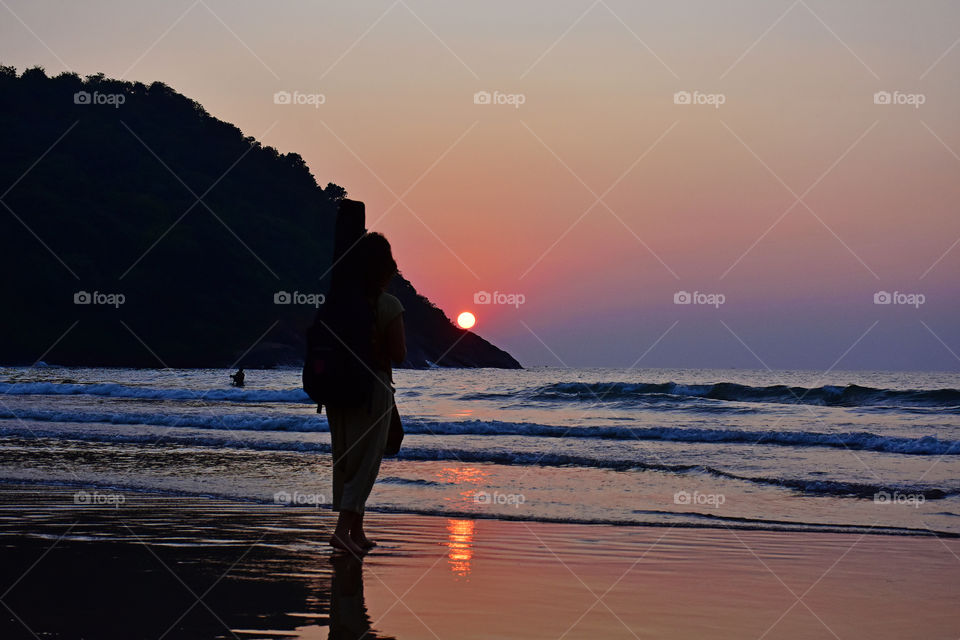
[1,366,958,536]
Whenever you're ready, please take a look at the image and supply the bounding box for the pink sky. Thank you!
[3,0,959,369]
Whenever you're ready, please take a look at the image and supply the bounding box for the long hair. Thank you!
[321,232,397,361]
[355,232,398,299]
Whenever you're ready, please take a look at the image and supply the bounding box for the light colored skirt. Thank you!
[327,371,393,515]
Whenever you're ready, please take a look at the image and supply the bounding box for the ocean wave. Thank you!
[1,425,956,500]
[6,379,958,410]
[522,381,960,408]
[376,476,443,487]
[0,382,310,403]
[1,408,326,432]
[3,408,958,455]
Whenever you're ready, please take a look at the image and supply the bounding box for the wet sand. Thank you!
[1,483,958,639]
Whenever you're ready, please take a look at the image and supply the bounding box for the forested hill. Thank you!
[0,66,520,369]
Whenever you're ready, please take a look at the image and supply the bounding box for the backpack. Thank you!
[302,296,376,412]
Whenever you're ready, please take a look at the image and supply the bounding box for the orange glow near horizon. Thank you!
[456,311,476,330]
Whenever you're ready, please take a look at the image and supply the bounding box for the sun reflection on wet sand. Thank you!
[435,467,484,577]
[445,518,475,579]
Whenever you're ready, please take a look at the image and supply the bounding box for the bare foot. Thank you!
[329,533,365,556]
[351,526,377,549]
[352,535,377,549]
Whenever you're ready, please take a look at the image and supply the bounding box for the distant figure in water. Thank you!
[327,232,405,556]
[230,367,245,387]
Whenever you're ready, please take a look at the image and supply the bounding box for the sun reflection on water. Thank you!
[436,466,488,485]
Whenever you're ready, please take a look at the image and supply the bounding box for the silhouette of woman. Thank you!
[326,232,406,556]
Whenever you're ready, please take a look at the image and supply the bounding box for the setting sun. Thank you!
[456,311,476,330]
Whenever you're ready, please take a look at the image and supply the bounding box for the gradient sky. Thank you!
[3,0,959,370]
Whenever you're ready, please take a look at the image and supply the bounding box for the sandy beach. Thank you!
[1,482,957,639]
